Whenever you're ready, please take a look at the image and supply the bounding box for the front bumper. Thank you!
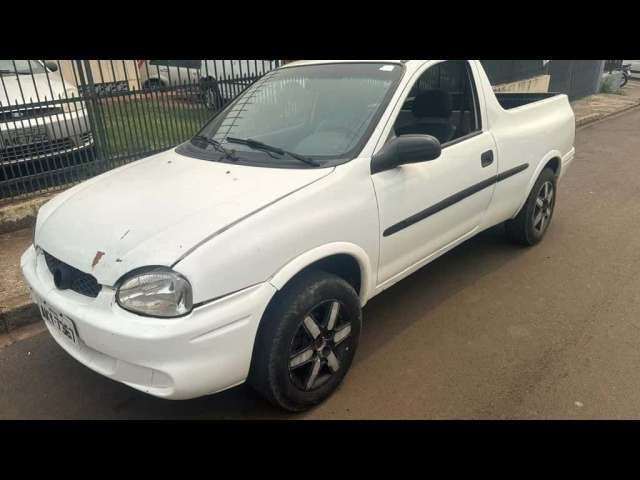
[20,245,277,400]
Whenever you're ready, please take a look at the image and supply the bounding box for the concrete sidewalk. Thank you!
[571,79,640,126]
[2,82,640,334]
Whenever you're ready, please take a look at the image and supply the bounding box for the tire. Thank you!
[143,79,164,92]
[201,78,223,110]
[248,270,362,412]
[505,167,557,246]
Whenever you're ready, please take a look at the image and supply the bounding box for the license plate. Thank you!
[38,300,80,345]
[1,126,48,147]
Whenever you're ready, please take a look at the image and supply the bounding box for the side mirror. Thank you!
[371,134,441,174]
[44,61,58,72]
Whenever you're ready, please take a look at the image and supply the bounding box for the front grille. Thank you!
[1,133,92,163]
[43,250,102,298]
[1,138,74,162]
[0,106,64,123]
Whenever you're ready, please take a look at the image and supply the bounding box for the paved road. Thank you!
[3,109,640,419]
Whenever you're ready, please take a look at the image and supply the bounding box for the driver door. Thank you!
[372,60,497,286]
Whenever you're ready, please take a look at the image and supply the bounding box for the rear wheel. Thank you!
[249,270,361,412]
[142,79,164,92]
[505,167,557,246]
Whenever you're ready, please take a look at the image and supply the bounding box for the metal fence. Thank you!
[0,59,280,201]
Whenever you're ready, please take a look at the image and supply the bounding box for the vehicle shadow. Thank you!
[354,224,524,364]
[105,224,528,419]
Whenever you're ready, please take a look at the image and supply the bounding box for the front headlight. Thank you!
[116,267,193,318]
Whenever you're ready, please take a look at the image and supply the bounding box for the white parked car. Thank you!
[1,60,93,167]
[21,60,575,411]
[139,60,279,109]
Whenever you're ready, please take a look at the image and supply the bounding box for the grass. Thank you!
[93,94,214,161]
[599,81,616,94]
[599,73,629,95]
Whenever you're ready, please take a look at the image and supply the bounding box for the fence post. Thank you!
[595,60,606,94]
[75,60,109,172]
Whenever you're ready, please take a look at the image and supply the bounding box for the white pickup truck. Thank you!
[21,60,575,411]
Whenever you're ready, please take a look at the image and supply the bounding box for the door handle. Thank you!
[481,150,494,168]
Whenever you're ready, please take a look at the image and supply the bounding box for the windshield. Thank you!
[191,62,403,167]
[0,60,46,75]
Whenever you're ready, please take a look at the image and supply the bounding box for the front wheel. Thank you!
[248,270,362,412]
[505,167,557,246]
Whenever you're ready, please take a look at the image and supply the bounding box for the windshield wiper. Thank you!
[225,137,320,167]
[192,135,238,161]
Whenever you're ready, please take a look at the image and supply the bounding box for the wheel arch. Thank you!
[268,242,374,306]
[511,150,562,219]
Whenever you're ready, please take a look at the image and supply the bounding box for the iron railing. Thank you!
[0,59,280,201]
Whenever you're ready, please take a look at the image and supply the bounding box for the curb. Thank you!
[575,100,640,129]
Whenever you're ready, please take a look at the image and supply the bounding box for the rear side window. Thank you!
[392,60,481,145]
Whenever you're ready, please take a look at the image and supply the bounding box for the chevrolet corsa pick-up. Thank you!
[21,60,575,411]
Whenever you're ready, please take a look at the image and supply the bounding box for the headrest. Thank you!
[412,89,452,118]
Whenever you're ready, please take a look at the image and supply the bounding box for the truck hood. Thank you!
[36,149,333,286]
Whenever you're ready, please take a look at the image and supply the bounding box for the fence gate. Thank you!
[0,59,280,201]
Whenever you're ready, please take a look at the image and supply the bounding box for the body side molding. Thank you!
[383,163,529,237]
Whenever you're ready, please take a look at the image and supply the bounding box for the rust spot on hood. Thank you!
[92,251,105,269]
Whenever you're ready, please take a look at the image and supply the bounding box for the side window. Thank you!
[391,60,481,145]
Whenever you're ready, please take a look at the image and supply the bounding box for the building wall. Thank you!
[547,60,605,100]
